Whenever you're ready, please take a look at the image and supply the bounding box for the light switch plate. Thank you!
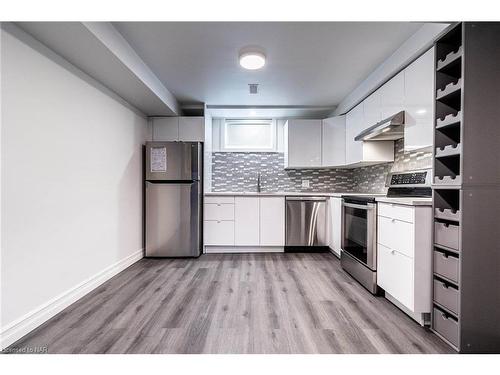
[302,179,310,188]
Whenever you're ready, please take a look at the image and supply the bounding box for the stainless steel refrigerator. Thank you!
[145,141,202,257]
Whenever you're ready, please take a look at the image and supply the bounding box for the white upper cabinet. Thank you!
[284,119,322,168]
[152,116,205,142]
[322,116,346,167]
[345,103,365,165]
[179,116,205,142]
[363,90,382,127]
[404,47,435,151]
[345,102,394,166]
[379,71,405,119]
[152,117,179,141]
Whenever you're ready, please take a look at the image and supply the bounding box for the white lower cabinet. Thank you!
[328,197,342,257]
[377,243,414,310]
[204,195,285,251]
[204,220,234,246]
[204,203,234,221]
[235,197,260,246]
[377,216,414,258]
[376,202,432,325]
[259,197,285,246]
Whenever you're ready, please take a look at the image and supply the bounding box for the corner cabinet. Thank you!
[345,103,364,164]
[284,119,322,168]
[322,116,346,167]
[151,116,204,142]
[327,197,342,257]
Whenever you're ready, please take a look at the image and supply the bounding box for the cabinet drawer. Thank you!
[433,279,459,315]
[434,249,459,283]
[377,216,414,258]
[435,221,459,250]
[377,243,414,310]
[433,307,459,347]
[204,203,234,221]
[204,196,235,204]
[204,220,234,246]
[378,203,414,223]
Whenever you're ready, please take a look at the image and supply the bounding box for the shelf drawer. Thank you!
[377,243,414,311]
[378,203,414,223]
[378,216,414,258]
[434,249,459,283]
[204,203,234,221]
[435,208,460,222]
[204,196,235,204]
[434,279,459,315]
[204,220,234,246]
[435,221,459,250]
[433,307,459,348]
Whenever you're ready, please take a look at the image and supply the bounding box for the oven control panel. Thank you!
[391,172,426,185]
[387,169,432,187]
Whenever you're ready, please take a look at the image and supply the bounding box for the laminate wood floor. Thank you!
[10,253,453,354]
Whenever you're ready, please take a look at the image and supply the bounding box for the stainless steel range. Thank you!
[340,169,432,294]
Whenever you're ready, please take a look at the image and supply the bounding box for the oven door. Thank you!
[341,201,377,270]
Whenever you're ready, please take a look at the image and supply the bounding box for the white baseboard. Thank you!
[0,248,144,350]
[204,246,284,254]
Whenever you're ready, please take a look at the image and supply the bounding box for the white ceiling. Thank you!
[113,22,424,113]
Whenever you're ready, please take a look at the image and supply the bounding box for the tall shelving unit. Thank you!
[431,22,500,353]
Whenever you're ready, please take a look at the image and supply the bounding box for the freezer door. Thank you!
[145,142,202,181]
[145,181,201,257]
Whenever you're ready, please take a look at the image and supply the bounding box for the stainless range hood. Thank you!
[354,111,405,141]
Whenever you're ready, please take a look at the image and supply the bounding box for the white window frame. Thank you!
[220,118,277,152]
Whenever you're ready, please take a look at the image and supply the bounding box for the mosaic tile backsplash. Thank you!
[211,139,432,193]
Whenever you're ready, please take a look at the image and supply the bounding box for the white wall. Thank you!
[1,25,147,348]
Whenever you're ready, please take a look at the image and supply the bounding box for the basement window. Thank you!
[222,119,276,152]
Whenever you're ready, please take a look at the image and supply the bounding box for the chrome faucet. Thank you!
[257,172,261,193]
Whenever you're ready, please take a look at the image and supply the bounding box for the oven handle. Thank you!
[343,202,376,210]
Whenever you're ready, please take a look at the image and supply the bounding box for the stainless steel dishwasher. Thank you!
[285,196,328,250]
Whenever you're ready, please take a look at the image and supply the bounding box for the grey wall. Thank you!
[211,139,432,193]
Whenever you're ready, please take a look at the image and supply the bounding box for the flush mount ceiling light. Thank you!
[239,46,266,70]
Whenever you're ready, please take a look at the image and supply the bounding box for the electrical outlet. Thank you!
[301,179,310,188]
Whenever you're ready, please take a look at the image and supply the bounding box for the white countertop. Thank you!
[204,191,385,198]
[375,197,432,206]
[205,192,432,206]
